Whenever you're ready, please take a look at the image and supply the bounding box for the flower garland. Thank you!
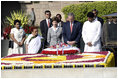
[42,43,80,55]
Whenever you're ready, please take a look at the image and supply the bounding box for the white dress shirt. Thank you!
[94,17,98,21]
[46,18,50,27]
[70,22,74,28]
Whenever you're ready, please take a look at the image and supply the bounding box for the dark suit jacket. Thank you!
[97,17,104,46]
[40,19,52,45]
[62,20,82,47]
[97,17,104,26]
[60,21,64,27]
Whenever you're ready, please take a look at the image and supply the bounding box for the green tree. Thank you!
[62,1,117,24]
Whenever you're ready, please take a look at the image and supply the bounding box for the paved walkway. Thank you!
[1,67,117,78]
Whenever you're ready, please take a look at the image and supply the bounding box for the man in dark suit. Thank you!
[62,13,82,48]
[92,9,104,26]
[40,10,52,48]
[92,9,104,47]
[56,14,64,27]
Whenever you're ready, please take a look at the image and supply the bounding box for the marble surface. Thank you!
[1,67,117,78]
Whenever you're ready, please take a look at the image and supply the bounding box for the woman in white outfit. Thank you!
[8,20,26,55]
[25,27,41,54]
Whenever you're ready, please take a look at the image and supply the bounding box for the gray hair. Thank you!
[68,13,75,18]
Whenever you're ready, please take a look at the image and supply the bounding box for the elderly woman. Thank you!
[47,16,62,46]
[8,20,26,55]
[25,27,42,54]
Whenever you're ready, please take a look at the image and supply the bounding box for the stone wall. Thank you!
[21,1,84,26]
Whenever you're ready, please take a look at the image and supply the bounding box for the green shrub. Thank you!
[62,1,117,24]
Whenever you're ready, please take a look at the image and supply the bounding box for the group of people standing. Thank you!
[8,9,105,55]
[40,9,104,52]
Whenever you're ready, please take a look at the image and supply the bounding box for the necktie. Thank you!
[70,22,73,33]
[48,19,50,28]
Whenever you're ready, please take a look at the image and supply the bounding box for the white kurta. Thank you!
[8,28,25,55]
[26,34,41,54]
[82,20,102,52]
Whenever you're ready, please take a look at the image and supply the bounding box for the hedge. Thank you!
[61,1,117,24]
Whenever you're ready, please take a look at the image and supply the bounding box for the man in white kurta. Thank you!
[82,12,102,52]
